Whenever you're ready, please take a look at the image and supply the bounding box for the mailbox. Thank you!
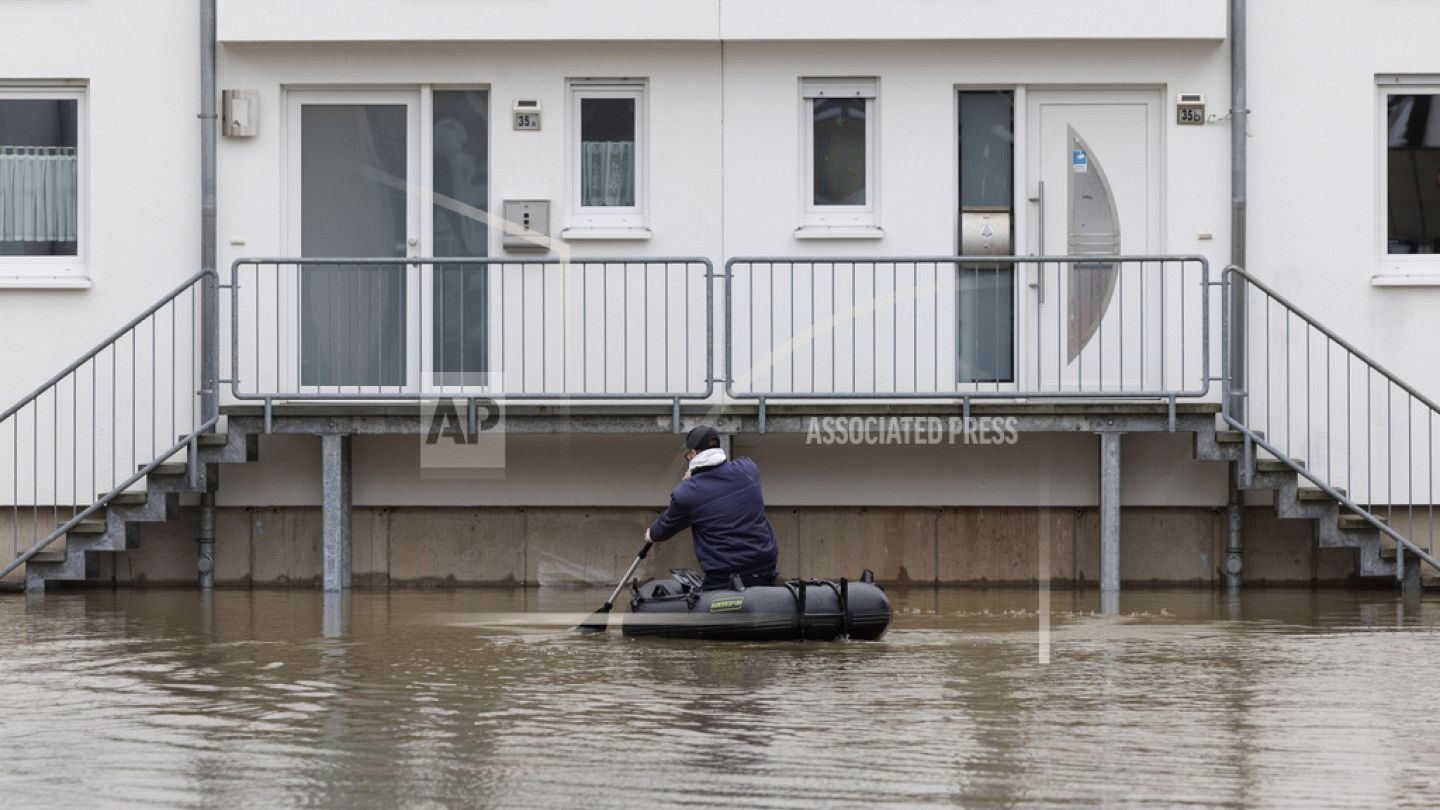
[960,206,1012,256]
[501,199,550,253]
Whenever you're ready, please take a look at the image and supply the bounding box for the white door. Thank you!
[284,90,422,394]
[1026,90,1161,393]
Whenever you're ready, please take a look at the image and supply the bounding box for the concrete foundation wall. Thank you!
[84,504,1360,588]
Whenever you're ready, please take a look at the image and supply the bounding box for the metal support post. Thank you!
[198,469,217,589]
[1225,463,1244,590]
[321,434,352,592]
[1099,431,1123,593]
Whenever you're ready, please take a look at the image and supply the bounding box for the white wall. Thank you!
[0,0,201,405]
[218,0,1226,44]
[216,41,723,267]
[721,39,1231,257]
[1248,1,1440,389]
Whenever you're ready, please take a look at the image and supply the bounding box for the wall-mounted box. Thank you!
[513,99,541,130]
[1176,93,1206,125]
[222,89,258,137]
[501,199,550,253]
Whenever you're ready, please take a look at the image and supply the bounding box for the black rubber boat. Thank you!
[622,569,892,641]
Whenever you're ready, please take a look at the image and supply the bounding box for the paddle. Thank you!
[575,541,653,634]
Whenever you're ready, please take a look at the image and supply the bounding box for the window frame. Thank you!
[0,85,88,288]
[564,79,649,239]
[799,77,881,238]
[1376,77,1440,285]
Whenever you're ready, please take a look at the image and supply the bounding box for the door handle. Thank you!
[1027,180,1045,303]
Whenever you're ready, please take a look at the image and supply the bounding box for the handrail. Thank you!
[0,269,216,422]
[1222,265,1440,416]
[1222,264,1440,577]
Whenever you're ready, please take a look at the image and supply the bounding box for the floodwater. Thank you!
[2,588,1439,809]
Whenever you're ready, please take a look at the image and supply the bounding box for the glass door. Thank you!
[286,90,421,394]
[423,89,491,392]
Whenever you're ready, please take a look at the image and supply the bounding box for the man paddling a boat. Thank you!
[645,425,780,590]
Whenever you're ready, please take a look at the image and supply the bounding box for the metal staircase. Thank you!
[0,270,220,592]
[1217,265,1440,589]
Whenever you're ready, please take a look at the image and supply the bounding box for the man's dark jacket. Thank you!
[647,457,778,577]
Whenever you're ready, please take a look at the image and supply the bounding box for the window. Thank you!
[1385,90,1440,253]
[957,90,1015,384]
[565,80,647,238]
[431,89,490,385]
[0,87,85,286]
[799,77,880,237]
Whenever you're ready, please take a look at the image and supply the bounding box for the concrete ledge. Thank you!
[221,400,1221,437]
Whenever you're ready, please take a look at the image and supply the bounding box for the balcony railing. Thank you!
[725,255,1210,403]
[228,257,716,407]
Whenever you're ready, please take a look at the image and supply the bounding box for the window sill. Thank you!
[1371,273,1440,287]
[560,226,652,241]
[794,225,885,240]
[0,275,92,290]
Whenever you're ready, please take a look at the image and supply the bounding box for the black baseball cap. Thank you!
[682,425,721,453]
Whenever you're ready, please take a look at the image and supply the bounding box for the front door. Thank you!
[287,90,422,393]
[1026,89,1161,392]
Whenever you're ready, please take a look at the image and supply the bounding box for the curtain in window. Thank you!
[581,141,635,207]
[0,146,78,242]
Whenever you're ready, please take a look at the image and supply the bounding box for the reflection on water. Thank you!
[2,588,1439,809]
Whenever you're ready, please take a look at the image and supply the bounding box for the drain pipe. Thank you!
[1223,0,1247,591]
[198,0,218,590]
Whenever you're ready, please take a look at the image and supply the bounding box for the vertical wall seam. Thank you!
[933,506,940,586]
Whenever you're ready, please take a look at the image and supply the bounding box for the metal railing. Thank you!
[725,255,1209,404]
[229,257,714,409]
[0,270,217,581]
[1222,265,1440,577]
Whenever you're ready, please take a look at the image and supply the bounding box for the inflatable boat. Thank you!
[622,569,892,641]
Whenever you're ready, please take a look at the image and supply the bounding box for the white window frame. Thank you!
[798,77,881,239]
[563,79,649,240]
[1375,77,1440,286]
[0,85,88,288]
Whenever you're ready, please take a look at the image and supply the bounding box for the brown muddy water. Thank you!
[2,588,1439,809]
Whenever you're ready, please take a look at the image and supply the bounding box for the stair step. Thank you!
[29,551,65,565]
[64,520,106,535]
[105,491,148,505]
[1338,514,1387,530]
[1381,546,1398,562]
[180,432,230,447]
[1256,458,1304,473]
[1423,576,1440,591]
[1216,430,1264,444]
[1298,487,1344,501]
[140,463,189,478]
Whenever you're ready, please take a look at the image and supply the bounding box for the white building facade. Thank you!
[1,1,1438,588]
